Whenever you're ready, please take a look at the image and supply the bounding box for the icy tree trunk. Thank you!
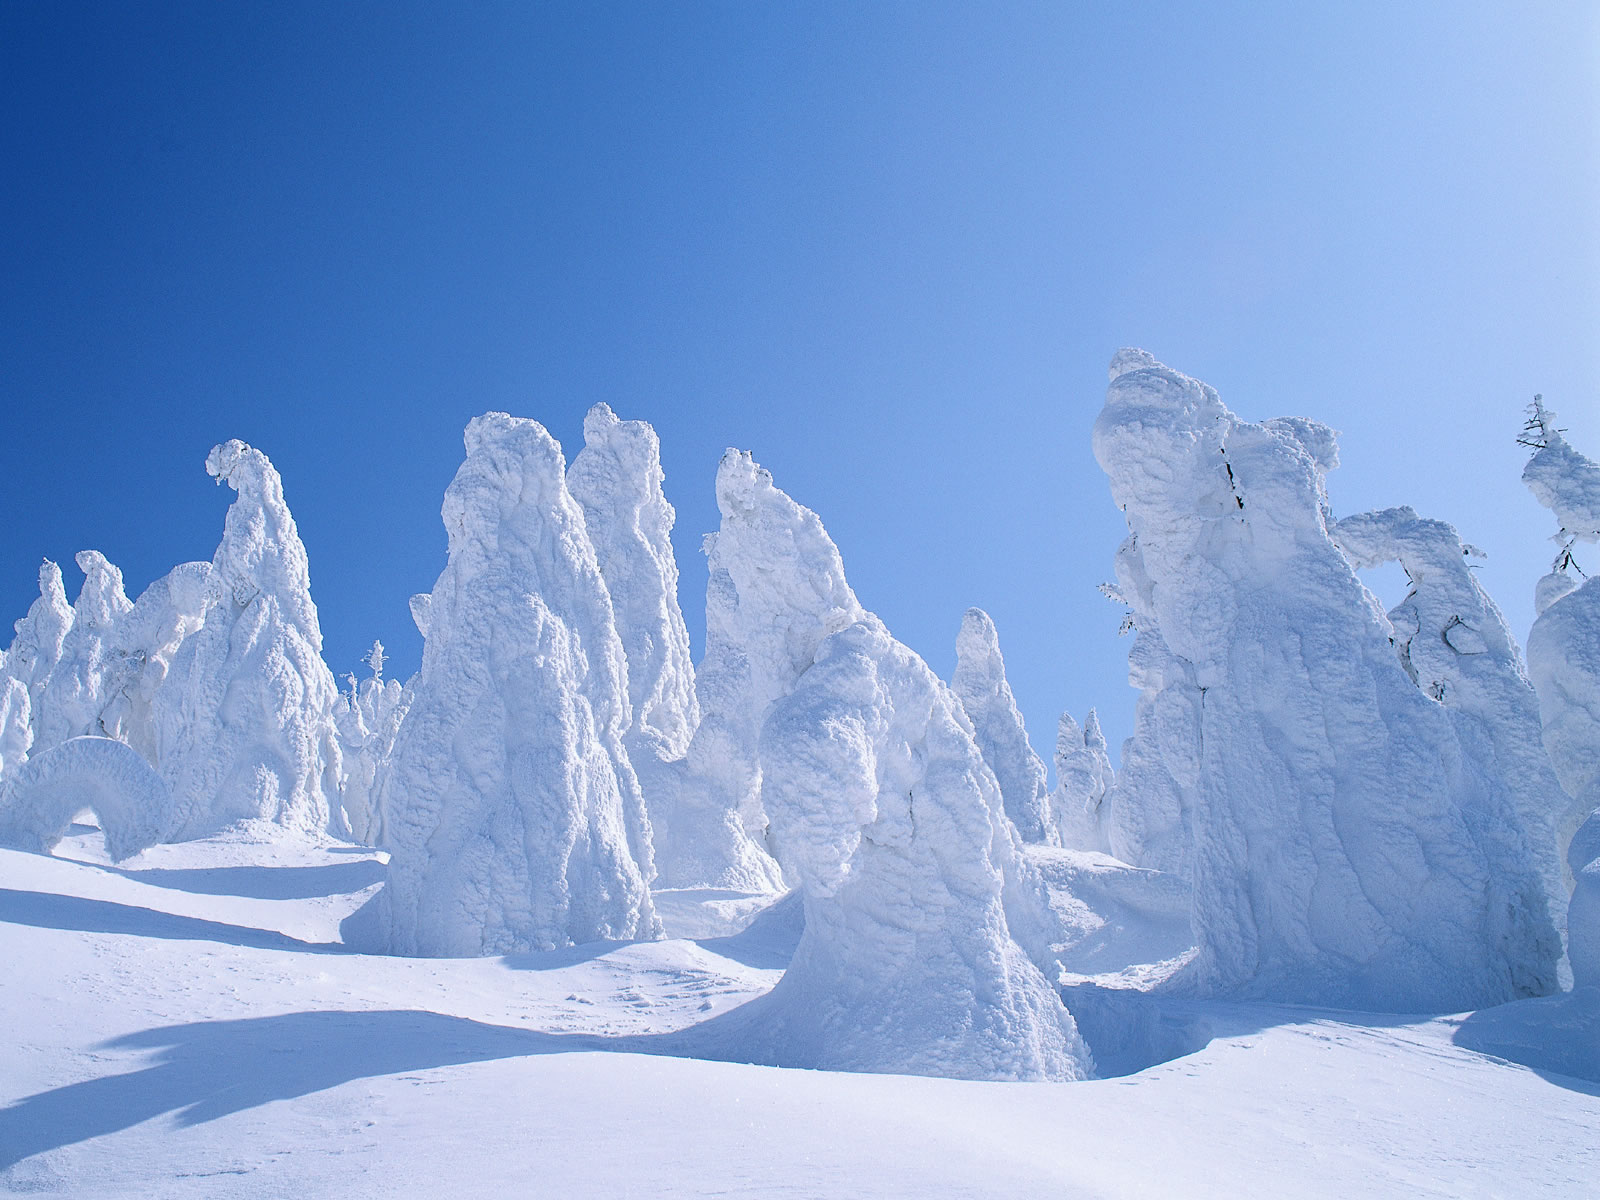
[952,607,1055,844]
[1094,349,1558,1010]
[160,440,343,840]
[747,615,1092,1081]
[363,413,658,957]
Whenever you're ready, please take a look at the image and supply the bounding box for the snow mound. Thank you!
[952,607,1054,843]
[1094,350,1559,1010]
[1051,709,1115,853]
[738,615,1093,1081]
[160,441,343,840]
[359,412,659,957]
[0,735,173,861]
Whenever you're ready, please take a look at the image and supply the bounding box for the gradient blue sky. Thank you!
[3,2,1597,764]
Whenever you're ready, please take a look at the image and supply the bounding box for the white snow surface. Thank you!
[1,829,1596,1198]
[1094,349,1559,1010]
[746,614,1092,1081]
[952,607,1055,844]
[360,413,659,957]
[159,442,343,841]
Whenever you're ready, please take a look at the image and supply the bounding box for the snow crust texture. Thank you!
[952,608,1055,844]
[1094,349,1559,1010]
[364,413,659,957]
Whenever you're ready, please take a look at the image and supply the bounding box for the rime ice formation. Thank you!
[674,450,866,889]
[952,608,1055,844]
[1523,407,1600,879]
[1094,349,1558,1010]
[159,441,343,840]
[0,736,173,861]
[1335,507,1569,924]
[3,561,73,737]
[97,561,214,768]
[0,677,31,776]
[362,413,658,957]
[333,647,413,847]
[1097,569,1200,879]
[567,405,776,890]
[35,551,133,749]
[745,615,1093,1081]
[1052,709,1114,853]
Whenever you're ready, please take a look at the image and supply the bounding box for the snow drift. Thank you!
[358,413,659,957]
[1094,349,1559,1010]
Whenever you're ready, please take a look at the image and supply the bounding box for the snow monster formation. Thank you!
[332,641,412,847]
[1521,402,1600,986]
[1094,349,1559,1010]
[1051,708,1115,853]
[705,454,1088,1081]
[567,404,776,891]
[952,607,1055,844]
[360,413,658,957]
[157,441,343,840]
[34,551,133,749]
[1334,507,1569,936]
[2,560,73,742]
[0,735,174,862]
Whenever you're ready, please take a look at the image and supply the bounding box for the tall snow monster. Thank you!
[1094,349,1559,1010]
[361,413,659,957]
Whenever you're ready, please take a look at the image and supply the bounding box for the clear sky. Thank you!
[3,2,1597,765]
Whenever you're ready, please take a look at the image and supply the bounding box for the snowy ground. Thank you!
[2,829,1596,1198]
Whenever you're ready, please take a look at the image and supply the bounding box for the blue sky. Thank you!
[3,2,1596,763]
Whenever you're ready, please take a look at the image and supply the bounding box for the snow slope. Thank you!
[1,830,1595,1198]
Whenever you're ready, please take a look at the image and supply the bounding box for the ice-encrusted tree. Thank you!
[673,450,866,890]
[695,454,1087,1079]
[332,640,412,847]
[0,735,174,862]
[1094,349,1559,1010]
[2,560,73,740]
[1051,708,1114,853]
[0,677,31,777]
[35,551,133,750]
[159,440,344,840]
[952,607,1055,844]
[361,413,659,956]
[1520,400,1600,985]
[565,404,772,890]
[1095,542,1200,878]
[1335,506,1569,932]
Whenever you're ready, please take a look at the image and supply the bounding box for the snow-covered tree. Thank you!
[952,607,1055,844]
[362,413,659,956]
[1094,349,1558,1010]
[2,560,73,741]
[35,551,132,749]
[1051,708,1114,852]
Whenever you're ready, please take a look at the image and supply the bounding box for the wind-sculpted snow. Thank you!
[1335,507,1569,926]
[35,551,132,750]
[953,608,1054,844]
[1052,709,1114,853]
[675,450,865,891]
[741,615,1093,1081]
[361,413,658,957]
[0,735,173,861]
[566,404,752,890]
[1094,349,1559,1010]
[158,441,343,840]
